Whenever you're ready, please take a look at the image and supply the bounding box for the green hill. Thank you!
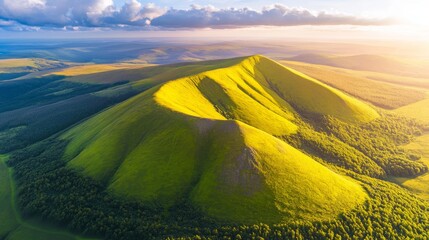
[3,54,429,240]
[60,55,378,223]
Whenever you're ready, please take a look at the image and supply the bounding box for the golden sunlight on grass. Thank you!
[51,64,152,77]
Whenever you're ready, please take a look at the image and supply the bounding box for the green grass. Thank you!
[0,155,89,240]
[191,121,366,223]
[61,55,375,224]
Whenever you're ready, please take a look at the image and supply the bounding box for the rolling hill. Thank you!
[60,55,377,223]
[0,58,69,80]
[288,54,429,78]
[280,60,427,109]
[3,54,429,239]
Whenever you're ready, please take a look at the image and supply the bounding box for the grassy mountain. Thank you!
[2,54,429,239]
[60,55,380,223]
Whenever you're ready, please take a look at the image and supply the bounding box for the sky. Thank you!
[0,0,428,40]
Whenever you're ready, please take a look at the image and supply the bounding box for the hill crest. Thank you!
[61,55,373,223]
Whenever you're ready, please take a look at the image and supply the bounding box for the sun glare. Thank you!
[392,0,429,26]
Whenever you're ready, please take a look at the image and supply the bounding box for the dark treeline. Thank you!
[284,111,427,179]
[323,113,427,177]
[284,124,386,178]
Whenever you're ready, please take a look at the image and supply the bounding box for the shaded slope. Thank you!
[62,55,373,224]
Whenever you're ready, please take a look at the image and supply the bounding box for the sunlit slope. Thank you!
[157,56,379,124]
[62,92,366,224]
[191,121,366,223]
[154,66,298,136]
[62,55,372,223]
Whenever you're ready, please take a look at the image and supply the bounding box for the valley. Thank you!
[2,0,429,238]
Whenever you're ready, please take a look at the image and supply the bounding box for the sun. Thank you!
[391,0,429,26]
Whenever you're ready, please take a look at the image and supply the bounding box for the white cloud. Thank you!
[99,1,166,26]
[0,1,393,31]
[151,4,392,28]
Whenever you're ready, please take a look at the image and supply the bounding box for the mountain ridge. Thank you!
[60,55,375,224]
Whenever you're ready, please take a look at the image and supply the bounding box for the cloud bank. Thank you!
[0,0,392,31]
